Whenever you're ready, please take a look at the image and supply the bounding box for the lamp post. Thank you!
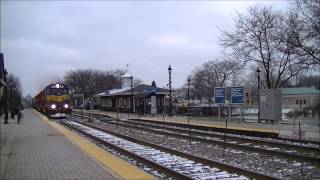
[130,75,133,114]
[187,77,191,145]
[13,86,16,109]
[10,77,13,110]
[187,78,190,113]
[168,65,172,116]
[3,69,8,124]
[299,99,302,116]
[256,67,261,123]
[128,75,133,133]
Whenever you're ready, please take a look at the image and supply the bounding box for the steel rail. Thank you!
[94,118,320,165]
[72,110,320,145]
[114,118,319,150]
[68,118,279,180]
[118,118,320,153]
[71,112,320,165]
[61,120,193,180]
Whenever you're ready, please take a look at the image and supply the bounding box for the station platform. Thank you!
[1,109,155,180]
[78,109,279,134]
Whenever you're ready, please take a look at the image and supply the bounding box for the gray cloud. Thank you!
[1,1,289,96]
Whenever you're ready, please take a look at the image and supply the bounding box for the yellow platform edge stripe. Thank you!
[34,110,156,180]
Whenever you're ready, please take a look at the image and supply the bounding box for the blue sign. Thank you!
[231,86,244,104]
[215,87,226,104]
[143,87,160,92]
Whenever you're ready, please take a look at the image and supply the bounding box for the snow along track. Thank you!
[62,120,276,180]
[71,112,320,164]
[107,119,320,164]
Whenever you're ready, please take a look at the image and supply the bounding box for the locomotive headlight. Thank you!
[51,104,56,109]
[64,104,69,109]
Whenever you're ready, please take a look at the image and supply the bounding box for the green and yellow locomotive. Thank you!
[34,83,71,118]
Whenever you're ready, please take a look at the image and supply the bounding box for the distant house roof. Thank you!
[95,84,167,97]
[281,87,320,95]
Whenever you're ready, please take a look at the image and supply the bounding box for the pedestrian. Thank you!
[17,108,22,124]
[10,108,15,119]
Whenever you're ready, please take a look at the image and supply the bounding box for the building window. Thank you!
[246,92,249,97]
[304,100,306,104]
[247,100,250,104]
[296,100,298,104]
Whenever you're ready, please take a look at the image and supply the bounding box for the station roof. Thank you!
[281,87,320,95]
[95,84,167,97]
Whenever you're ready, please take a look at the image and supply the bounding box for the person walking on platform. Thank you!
[17,108,22,124]
[10,108,15,120]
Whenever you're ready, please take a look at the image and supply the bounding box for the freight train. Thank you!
[33,83,71,118]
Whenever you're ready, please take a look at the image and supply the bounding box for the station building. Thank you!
[281,87,320,110]
[244,87,320,111]
[94,73,168,114]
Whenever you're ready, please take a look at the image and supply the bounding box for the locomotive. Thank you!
[34,83,71,118]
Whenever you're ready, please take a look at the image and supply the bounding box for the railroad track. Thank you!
[72,110,319,145]
[61,119,278,180]
[72,110,320,148]
[71,111,320,165]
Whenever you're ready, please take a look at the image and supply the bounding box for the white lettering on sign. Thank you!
[231,87,243,96]
[215,88,225,97]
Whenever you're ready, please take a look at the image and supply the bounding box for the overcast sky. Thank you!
[1,1,289,96]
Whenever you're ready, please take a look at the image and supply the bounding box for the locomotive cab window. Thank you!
[46,87,68,95]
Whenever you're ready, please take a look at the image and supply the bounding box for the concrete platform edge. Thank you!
[34,110,156,180]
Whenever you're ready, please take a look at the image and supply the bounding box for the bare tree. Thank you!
[292,0,320,66]
[64,69,89,97]
[204,58,242,87]
[221,6,309,89]
[2,74,23,109]
[190,58,241,105]
[64,69,124,99]
[294,74,320,89]
[191,66,214,104]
